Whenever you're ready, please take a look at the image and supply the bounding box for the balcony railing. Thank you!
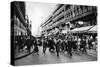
[53,11,64,23]
[53,5,64,17]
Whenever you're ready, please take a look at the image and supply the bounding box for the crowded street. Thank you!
[15,46,97,66]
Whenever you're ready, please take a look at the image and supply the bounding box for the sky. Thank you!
[26,2,56,36]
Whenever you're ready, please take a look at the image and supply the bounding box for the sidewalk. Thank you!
[73,48,97,58]
[15,48,34,60]
[86,49,97,57]
[15,50,27,57]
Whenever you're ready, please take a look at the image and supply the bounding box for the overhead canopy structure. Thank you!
[88,25,97,33]
[70,25,94,33]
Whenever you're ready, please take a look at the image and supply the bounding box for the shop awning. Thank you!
[70,26,93,33]
[88,25,97,33]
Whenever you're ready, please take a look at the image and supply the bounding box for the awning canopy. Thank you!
[70,26,93,33]
[88,25,97,33]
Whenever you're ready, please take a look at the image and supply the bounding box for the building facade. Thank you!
[11,1,32,65]
[41,4,97,36]
[11,1,32,37]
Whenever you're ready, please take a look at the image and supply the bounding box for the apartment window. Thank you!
[87,6,93,11]
[82,6,87,13]
[73,6,79,16]
[77,6,83,15]
[65,5,70,11]
[65,10,71,19]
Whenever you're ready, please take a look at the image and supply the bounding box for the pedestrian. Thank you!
[26,37,31,53]
[64,39,68,52]
[81,38,87,53]
[67,38,73,57]
[33,45,39,55]
[61,39,65,52]
[42,39,47,54]
[55,39,60,57]
[49,38,55,52]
